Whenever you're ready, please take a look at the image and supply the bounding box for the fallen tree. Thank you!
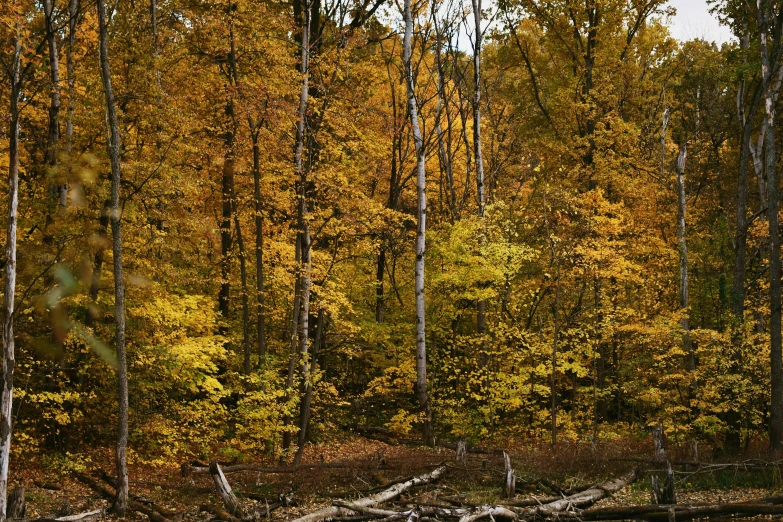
[289,466,447,522]
[572,502,783,521]
[515,469,639,518]
[73,473,172,522]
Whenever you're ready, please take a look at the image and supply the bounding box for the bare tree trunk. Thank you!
[250,127,266,362]
[472,0,486,335]
[0,35,22,522]
[97,0,129,512]
[66,0,78,154]
[728,27,763,451]
[759,1,783,452]
[233,207,250,375]
[219,3,239,329]
[284,0,313,457]
[86,202,110,328]
[403,0,434,446]
[43,0,62,171]
[283,235,302,452]
[295,308,324,466]
[675,142,694,401]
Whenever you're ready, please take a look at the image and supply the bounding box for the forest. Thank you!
[3,0,783,520]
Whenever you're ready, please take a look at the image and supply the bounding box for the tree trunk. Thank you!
[0,37,21,522]
[86,202,111,328]
[759,2,783,451]
[66,0,78,154]
[283,235,302,452]
[233,207,250,375]
[43,0,62,172]
[97,0,129,512]
[675,142,695,399]
[295,308,324,466]
[219,133,235,327]
[472,0,487,335]
[219,3,239,329]
[250,128,266,362]
[403,0,434,447]
[728,28,763,451]
[284,0,313,457]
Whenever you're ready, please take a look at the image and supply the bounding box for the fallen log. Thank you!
[98,470,179,519]
[200,504,239,522]
[32,509,106,522]
[516,469,639,517]
[33,481,63,491]
[73,473,171,522]
[332,501,517,522]
[290,466,447,522]
[186,460,377,476]
[210,462,243,518]
[573,502,783,521]
[499,496,560,508]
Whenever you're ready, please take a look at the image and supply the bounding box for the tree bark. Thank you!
[728,26,764,451]
[675,142,695,399]
[295,308,324,466]
[250,127,266,362]
[403,0,434,447]
[209,463,243,518]
[233,206,250,375]
[759,0,783,452]
[0,34,21,522]
[472,0,487,335]
[283,235,302,452]
[219,2,239,328]
[66,0,79,154]
[43,0,62,172]
[97,0,129,512]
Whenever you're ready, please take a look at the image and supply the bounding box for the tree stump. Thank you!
[502,451,515,499]
[652,462,676,505]
[456,436,467,466]
[652,424,667,462]
[8,485,25,520]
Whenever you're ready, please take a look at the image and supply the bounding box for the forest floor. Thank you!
[14,434,783,521]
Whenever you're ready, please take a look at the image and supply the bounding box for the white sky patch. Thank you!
[666,0,735,45]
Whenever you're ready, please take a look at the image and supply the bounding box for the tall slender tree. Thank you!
[758,0,783,452]
[403,0,434,446]
[0,22,22,522]
[97,0,129,511]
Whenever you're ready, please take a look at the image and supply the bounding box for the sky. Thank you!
[666,0,735,45]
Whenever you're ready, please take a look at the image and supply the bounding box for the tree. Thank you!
[403,0,434,446]
[97,0,129,511]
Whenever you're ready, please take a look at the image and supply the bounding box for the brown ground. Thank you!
[13,435,783,521]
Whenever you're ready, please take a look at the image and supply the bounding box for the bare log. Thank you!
[517,469,638,518]
[499,496,560,508]
[290,466,447,522]
[458,506,517,522]
[200,504,239,522]
[332,502,516,522]
[186,460,372,476]
[210,462,243,518]
[98,470,178,519]
[73,473,171,522]
[32,509,105,522]
[573,502,783,521]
